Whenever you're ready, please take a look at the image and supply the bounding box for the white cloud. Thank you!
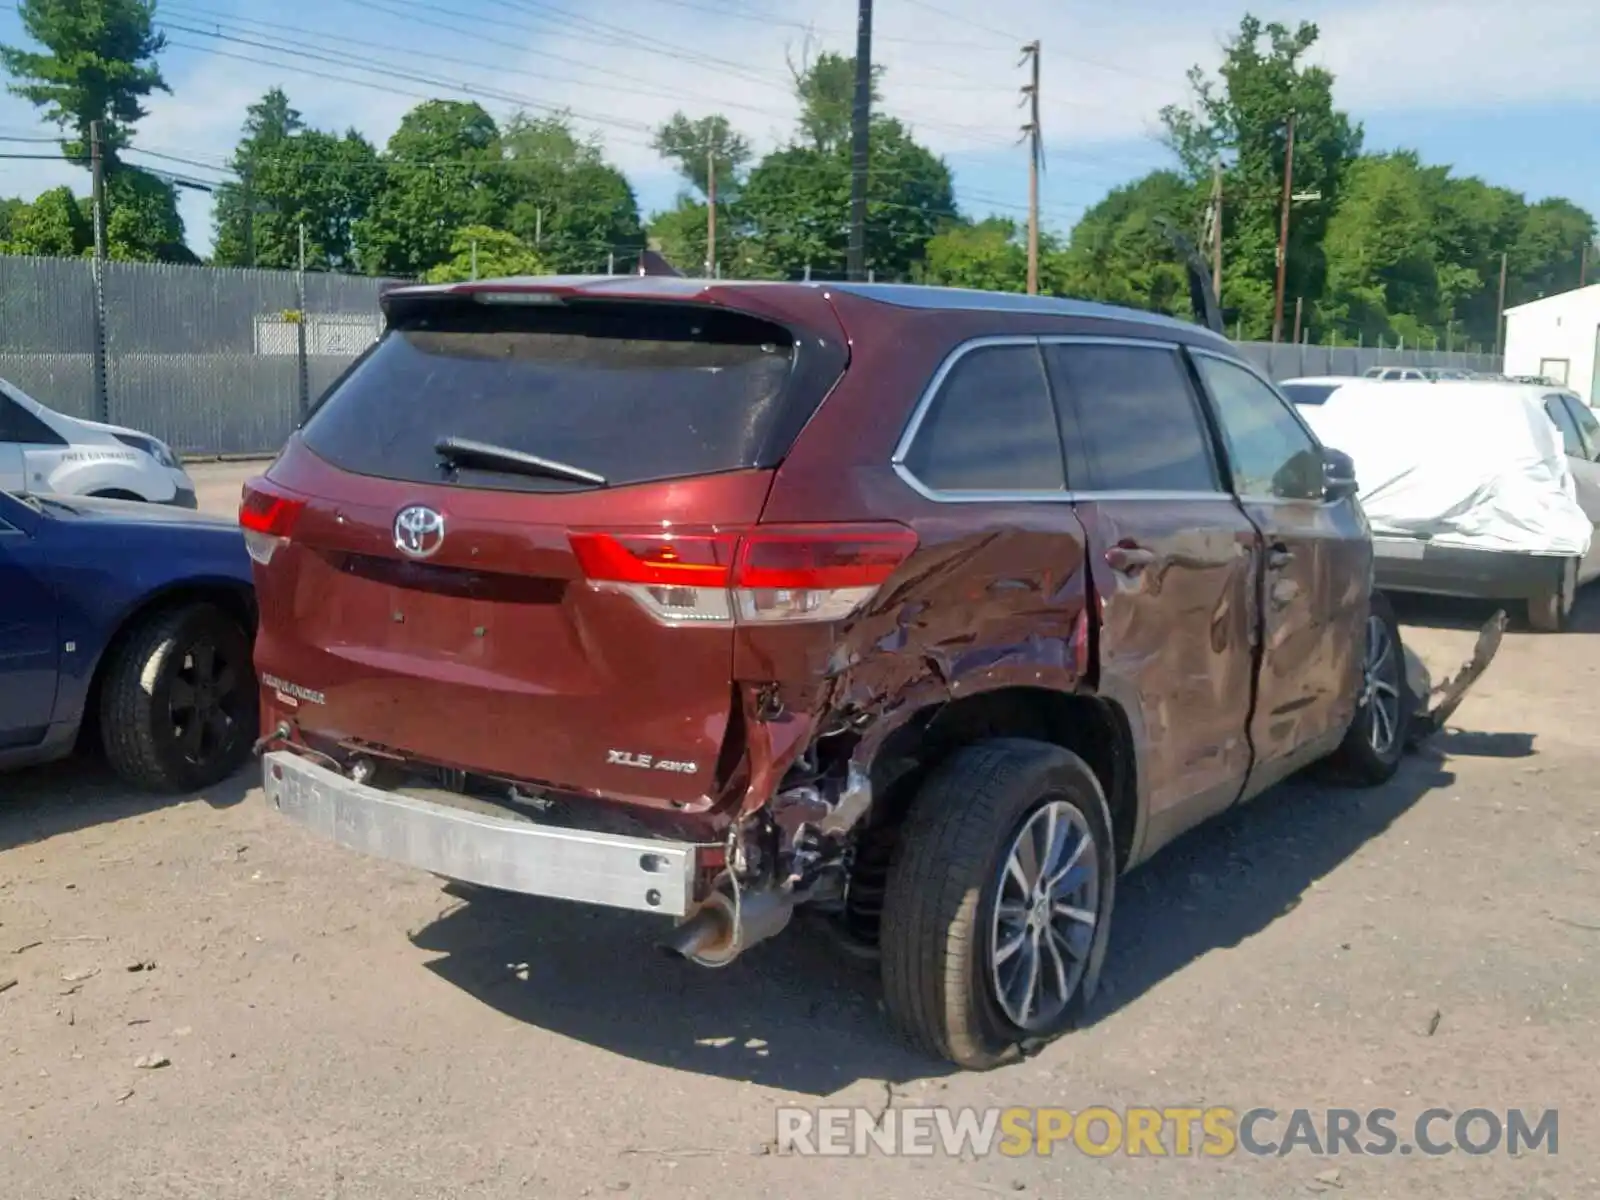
[0,0,1595,253]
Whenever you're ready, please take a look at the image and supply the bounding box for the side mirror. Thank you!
[1323,448,1359,502]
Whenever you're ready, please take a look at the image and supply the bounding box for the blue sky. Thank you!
[0,0,1596,258]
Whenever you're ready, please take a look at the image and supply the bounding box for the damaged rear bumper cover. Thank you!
[262,750,700,916]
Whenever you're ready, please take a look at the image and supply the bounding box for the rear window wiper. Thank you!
[433,436,608,487]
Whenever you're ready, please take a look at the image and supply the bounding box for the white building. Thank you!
[1503,283,1600,403]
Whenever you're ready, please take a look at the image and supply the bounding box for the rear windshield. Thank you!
[300,300,810,492]
[1281,382,1339,406]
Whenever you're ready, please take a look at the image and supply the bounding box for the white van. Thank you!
[0,377,197,507]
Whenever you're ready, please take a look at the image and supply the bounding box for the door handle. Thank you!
[1106,544,1157,574]
[1267,543,1295,570]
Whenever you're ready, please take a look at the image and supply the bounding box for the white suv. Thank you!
[0,377,196,507]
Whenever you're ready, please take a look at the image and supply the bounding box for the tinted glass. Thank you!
[300,302,810,492]
[1544,395,1586,458]
[1280,382,1339,406]
[1195,355,1324,500]
[1558,394,1599,458]
[0,393,65,446]
[903,343,1064,492]
[1045,343,1218,492]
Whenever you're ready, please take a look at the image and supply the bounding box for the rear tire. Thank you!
[1325,591,1411,786]
[99,603,258,793]
[1525,557,1576,633]
[879,739,1115,1070]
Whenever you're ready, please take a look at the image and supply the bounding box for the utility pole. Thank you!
[705,145,717,278]
[1271,112,1297,343]
[1494,250,1508,358]
[470,237,479,281]
[90,120,107,262]
[845,0,873,282]
[1582,241,1590,288]
[1019,40,1041,295]
[534,207,543,247]
[1209,159,1224,299]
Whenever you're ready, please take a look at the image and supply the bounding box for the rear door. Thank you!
[0,495,59,746]
[1190,350,1368,794]
[1044,337,1260,855]
[249,294,846,808]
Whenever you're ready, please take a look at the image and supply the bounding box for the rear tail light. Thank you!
[568,524,918,626]
[239,478,306,565]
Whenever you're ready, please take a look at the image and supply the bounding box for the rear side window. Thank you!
[300,301,827,492]
[1044,342,1218,492]
[1544,395,1587,459]
[1556,394,1599,459]
[901,343,1064,493]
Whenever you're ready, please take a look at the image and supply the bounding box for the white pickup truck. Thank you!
[0,376,197,507]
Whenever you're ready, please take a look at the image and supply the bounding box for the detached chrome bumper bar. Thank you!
[262,751,699,916]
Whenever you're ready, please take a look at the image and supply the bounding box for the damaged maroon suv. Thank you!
[246,276,1410,1069]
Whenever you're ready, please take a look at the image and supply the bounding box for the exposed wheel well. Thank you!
[79,584,258,747]
[844,687,1138,945]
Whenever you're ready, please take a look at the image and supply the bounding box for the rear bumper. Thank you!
[163,485,199,509]
[1372,536,1565,601]
[262,750,700,916]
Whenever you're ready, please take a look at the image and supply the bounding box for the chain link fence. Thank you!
[0,254,399,456]
[0,254,1504,455]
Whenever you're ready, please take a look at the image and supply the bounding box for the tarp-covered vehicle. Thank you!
[1299,380,1600,631]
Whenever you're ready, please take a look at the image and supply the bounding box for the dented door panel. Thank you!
[1073,499,1260,861]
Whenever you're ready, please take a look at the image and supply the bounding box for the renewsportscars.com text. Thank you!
[774,1106,1559,1158]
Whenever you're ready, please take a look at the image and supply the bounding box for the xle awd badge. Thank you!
[393,505,445,559]
[607,749,699,775]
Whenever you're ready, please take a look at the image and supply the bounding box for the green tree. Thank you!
[423,224,545,282]
[1512,198,1595,304]
[918,217,1028,291]
[787,47,881,154]
[6,184,91,256]
[740,115,955,280]
[104,167,188,261]
[739,53,955,281]
[1056,171,1198,316]
[499,112,644,274]
[214,89,379,271]
[1161,14,1362,338]
[356,100,505,275]
[652,112,751,199]
[0,0,167,160]
[1320,153,1439,343]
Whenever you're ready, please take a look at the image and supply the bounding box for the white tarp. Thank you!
[1298,381,1594,557]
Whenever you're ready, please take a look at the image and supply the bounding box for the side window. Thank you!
[902,343,1065,493]
[1193,355,1325,501]
[1544,395,1587,459]
[0,394,65,446]
[1043,342,1218,491]
[1558,394,1600,460]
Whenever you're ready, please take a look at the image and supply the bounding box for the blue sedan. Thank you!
[0,488,258,792]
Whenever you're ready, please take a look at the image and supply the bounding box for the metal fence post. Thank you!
[295,226,311,421]
[90,257,110,423]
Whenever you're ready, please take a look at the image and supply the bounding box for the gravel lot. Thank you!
[3,461,1596,1198]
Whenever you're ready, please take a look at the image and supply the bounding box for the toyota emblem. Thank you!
[393,505,446,558]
